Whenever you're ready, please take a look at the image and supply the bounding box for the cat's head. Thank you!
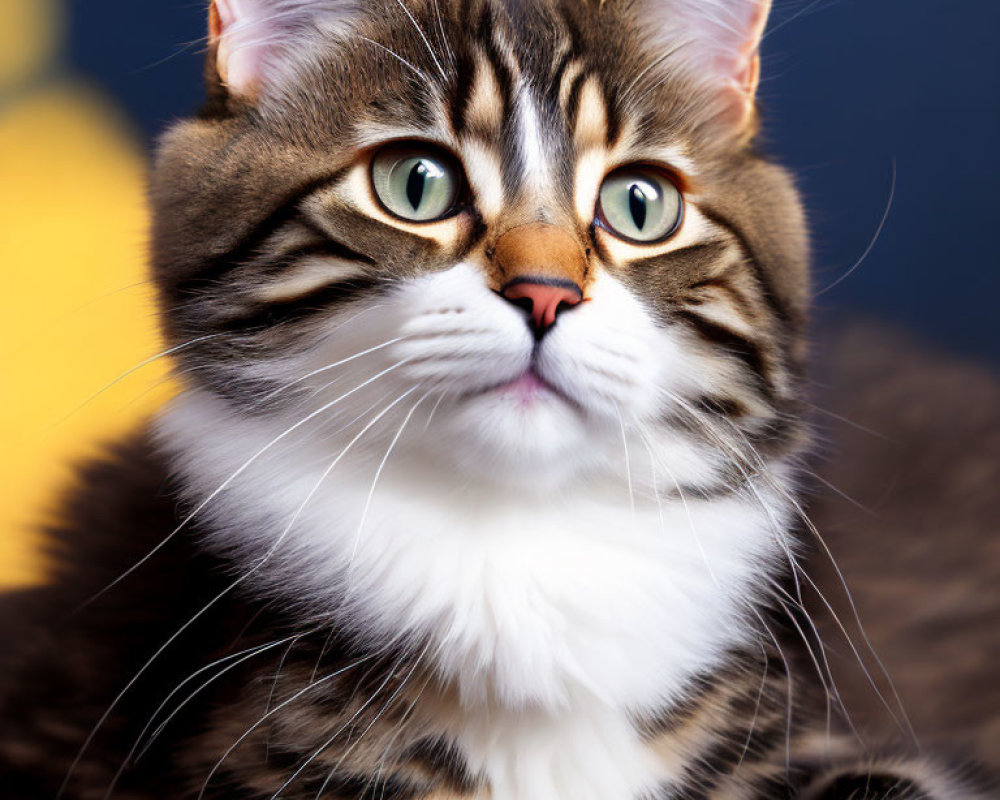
[152,0,809,494]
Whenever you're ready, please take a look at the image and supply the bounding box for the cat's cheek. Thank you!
[538,270,693,424]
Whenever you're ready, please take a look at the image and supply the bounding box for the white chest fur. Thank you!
[159,392,792,800]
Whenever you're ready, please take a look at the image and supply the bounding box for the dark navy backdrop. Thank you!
[66,0,1000,364]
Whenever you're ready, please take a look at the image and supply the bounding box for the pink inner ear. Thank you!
[208,0,361,98]
[210,0,294,97]
[691,0,770,92]
[211,0,259,95]
[736,0,769,94]
[655,0,771,129]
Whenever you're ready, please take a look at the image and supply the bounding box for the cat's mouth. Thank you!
[474,366,580,410]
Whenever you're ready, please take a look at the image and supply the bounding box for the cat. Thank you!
[0,0,994,798]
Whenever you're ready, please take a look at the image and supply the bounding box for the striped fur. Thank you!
[0,0,993,798]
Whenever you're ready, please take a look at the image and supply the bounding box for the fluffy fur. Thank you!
[0,0,994,797]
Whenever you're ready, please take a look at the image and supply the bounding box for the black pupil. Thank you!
[406,161,429,210]
[628,184,647,230]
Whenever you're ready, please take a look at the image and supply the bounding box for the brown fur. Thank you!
[806,322,1000,767]
[488,223,589,293]
[1,0,997,797]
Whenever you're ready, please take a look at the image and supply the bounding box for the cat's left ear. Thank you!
[208,0,361,99]
[644,0,772,130]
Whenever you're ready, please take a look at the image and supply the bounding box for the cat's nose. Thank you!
[500,278,583,335]
[489,222,589,337]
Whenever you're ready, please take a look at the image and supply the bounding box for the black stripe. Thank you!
[564,68,588,131]
[220,278,383,332]
[271,238,377,273]
[455,213,488,259]
[699,205,798,327]
[169,169,349,299]
[298,771,420,800]
[604,82,623,147]
[746,774,798,800]
[732,720,787,766]
[401,737,477,793]
[640,672,721,739]
[696,395,748,419]
[674,309,769,385]
[626,241,731,277]
[449,49,476,135]
[550,49,574,100]
[687,268,755,318]
[556,0,586,58]
[813,773,929,800]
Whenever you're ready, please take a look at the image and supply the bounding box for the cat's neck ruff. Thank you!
[159,388,793,717]
[162,386,796,799]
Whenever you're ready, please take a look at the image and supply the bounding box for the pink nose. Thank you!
[501,278,583,335]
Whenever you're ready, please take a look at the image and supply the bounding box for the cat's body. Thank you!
[3,348,995,799]
[0,432,805,799]
[0,0,995,797]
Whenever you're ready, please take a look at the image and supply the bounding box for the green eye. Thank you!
[371,144,462,222]
[596,167,683,243]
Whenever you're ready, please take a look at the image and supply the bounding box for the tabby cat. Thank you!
[0,0,993,798]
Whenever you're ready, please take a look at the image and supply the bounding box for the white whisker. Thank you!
[394,0,448,82]
[359,36,430,83]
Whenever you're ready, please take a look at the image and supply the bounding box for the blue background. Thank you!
[65,0,1000,364]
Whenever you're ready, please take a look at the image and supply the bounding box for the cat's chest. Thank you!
[166,399,787,712]
[166,402,793,798]
[437,702,674,800]
[199,451,778,711]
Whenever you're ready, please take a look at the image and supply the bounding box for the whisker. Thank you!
[814,160,896,297]
[802,399,895,443]
[257,334,407,405]
[267,647,425,798]
[770,588,860,750]
[197,649,388,799]
[422,389,449,433]
[694,404,918,747]
[429,0,455,68]
[74,356,415,614]
[346,389,431,583]
[735,639,772,769]
[359,36,430,83]
[394,0,448,82]
[266,635,306,759]
[117,635,303,792]
[614,403,636,514]
[355,667,436,800]
[48,335,220,432]
[62,374,418,797]
[792,461,877,516]
[635,427,721,588]
[746,604,796,777]
[662,391,917,747]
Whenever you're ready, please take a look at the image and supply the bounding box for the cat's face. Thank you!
[152,0,808,493]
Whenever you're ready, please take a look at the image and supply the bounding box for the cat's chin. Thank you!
[419,380,603,490]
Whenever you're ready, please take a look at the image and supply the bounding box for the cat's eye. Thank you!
[596,166,683,243]
[370,144,462,222]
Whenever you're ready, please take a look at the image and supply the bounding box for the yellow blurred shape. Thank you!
[0,0,60,93]
[0,86,172,587]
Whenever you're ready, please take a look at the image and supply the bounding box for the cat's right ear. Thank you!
[208,0,361,99]
[637,0,773,134]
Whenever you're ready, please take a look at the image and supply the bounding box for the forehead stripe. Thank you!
[517,89,552,196]
[573,76,608,151]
